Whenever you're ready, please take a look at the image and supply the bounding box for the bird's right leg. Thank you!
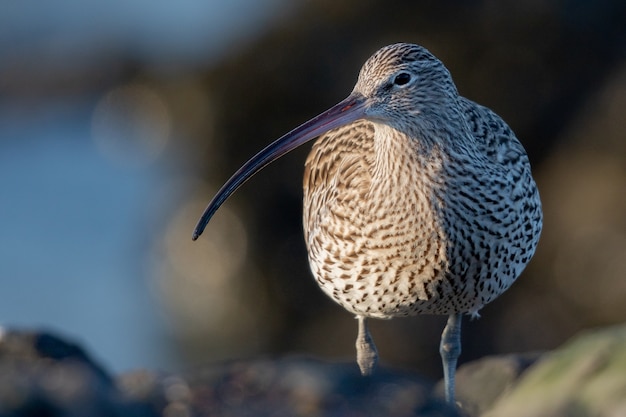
[356,315,378,375]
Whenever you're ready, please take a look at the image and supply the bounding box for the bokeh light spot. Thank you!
[92,83,171,167]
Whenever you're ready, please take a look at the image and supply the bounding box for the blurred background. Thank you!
[0,0,625,378]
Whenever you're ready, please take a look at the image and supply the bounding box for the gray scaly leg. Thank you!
[439,313,462,404]
[356,315,378,375]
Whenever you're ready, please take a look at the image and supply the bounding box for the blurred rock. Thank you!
[0,328,155,417]
[3,326,626,416]
[439,352,543,416]
[0,328,458,417]
[178,358,461,417]
[483,325,626,417]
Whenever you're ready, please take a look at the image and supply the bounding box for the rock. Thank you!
[4,325,625,417]
[0,328,156,417]
[437,352,543,416]
[483,325,626,417]
[180,357,461,417]
[0,328,461,417]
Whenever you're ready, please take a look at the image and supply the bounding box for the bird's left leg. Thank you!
[439,313,462,405]
[355,315,378,375]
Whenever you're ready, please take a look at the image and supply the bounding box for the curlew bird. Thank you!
[192,43,543,405]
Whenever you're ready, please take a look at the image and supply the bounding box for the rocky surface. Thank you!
[0,329,156,417]
[442,352,543,416]
[0,328,459,417]
[1,325,625,417]
[483,325,626,417]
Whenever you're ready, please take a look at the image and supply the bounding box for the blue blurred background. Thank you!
[0,0,292,371]
[1,0,625,377]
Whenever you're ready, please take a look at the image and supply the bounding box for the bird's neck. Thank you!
[371,123,449,188]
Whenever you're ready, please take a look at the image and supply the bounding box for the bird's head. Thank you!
[353,43,460,132]
[192,43,459,239]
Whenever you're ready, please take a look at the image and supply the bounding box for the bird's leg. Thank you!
[439,313,462,405]
[355,315,378,376]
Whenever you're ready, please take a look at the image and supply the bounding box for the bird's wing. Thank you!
[459,97,527,169]
[458,96,542,237]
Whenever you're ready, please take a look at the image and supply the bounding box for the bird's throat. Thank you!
[370,123,446,191]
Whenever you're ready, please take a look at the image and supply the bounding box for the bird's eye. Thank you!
[393,72,412,86]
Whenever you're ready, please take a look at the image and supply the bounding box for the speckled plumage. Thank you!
[193,43,542,406]
[303,100,541,319]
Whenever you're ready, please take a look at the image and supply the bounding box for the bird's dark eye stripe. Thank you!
[393,72,411,85]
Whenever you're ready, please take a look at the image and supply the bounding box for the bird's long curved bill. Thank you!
[192,93,366,240]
